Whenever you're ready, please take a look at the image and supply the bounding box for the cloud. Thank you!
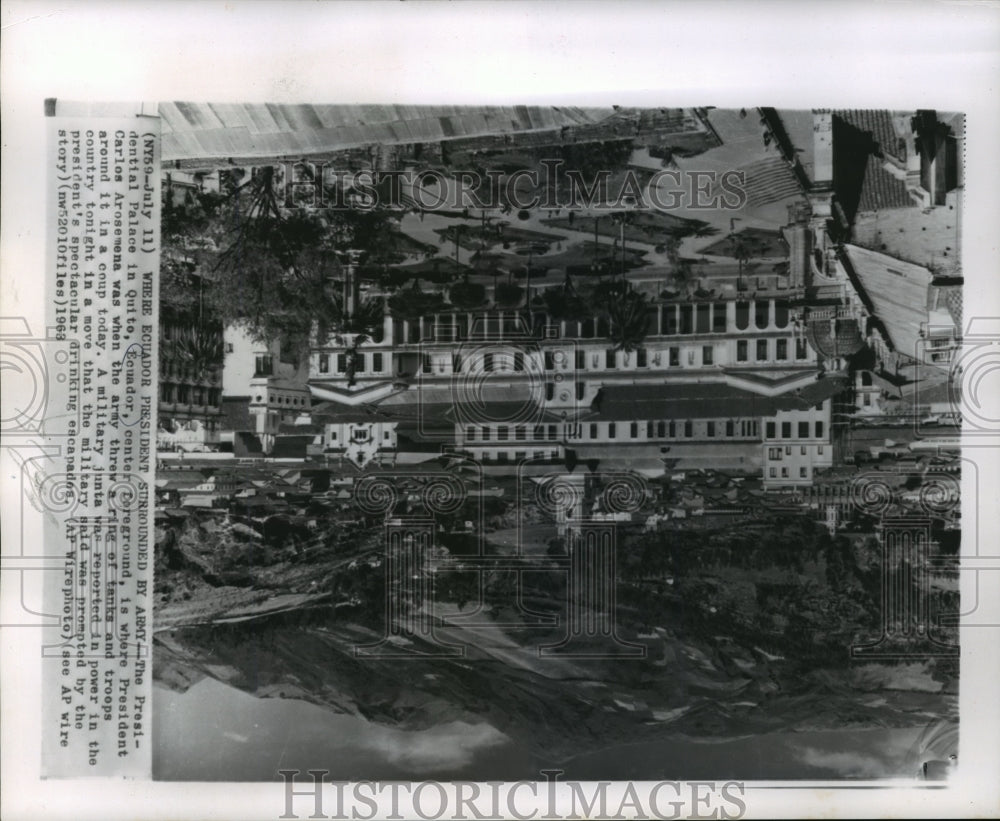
[795,746,900,778]
[360,721,509,773]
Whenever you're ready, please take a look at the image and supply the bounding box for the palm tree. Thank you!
[173,325,224,379]
[605,285,651,352]
[731,233,752,292]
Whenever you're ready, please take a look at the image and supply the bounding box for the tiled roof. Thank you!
[834,110,903,162]
[857,155,912,213]
[590,377,848,421]
[841,244,933,357]
[832,111,914,221]
[738,155,805,207]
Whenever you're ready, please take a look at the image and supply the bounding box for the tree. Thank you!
[161,166,345,354]
[495,277,524,308]
[605,285,651,352]
[542,272,589,321]
[171,324,224,379]
[449,274,488,309]
[387,279,446,320]
[730,233,753,292]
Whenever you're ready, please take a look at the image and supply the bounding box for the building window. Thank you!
[815,421,824,438]
[817,445,824,455]
[373,353,383,372]
[545,382,555,401]
[726,420,734,437]
[768,447,782,459]
[515,426,527,441]
[384,431,391,441]
[590,423,598,439]
[576,381,586,400]
[776,339,788,360]
[800,445,807,455]
[766,422,776,438]
[769,467,777,478]
[707,421,715,437]
[608,423,617,439]
[702,346,713,365]
[800,466,808,478]
[657,421,666,438]
[781,422,791,438]
[785,445,792,455]
[225,342,234,354]
[684,420,693,437]
[863,393,871,406]
[798,421,809,438]
[254,355,274,377]
[319,354,329,374]
[422,354,432,374]
[497,426,509,441]
[544,351,554,370]
[668,421,676,438]
[606,349,616,368]
[630,422,639,438]
[687,349,696,365]
[514,352,524,372]
[756,340,768,361]
[737,340,748,362]
[355,353,366,373]
[795,338,808,359]
[669,347,680,366]
[575,350,586,370]
[534,425,545,439]
[547,425,557,440]
[636,348,647,368]
[481,427,491,441]
[483,353,494,372]
[647,420,655,438]
[781,467,788,478]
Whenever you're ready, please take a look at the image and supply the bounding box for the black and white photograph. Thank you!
[151,103,962,784]
[2,3,999,820]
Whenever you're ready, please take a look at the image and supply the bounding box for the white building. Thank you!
[222,324,312,442]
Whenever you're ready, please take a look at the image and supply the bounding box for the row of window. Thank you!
[768,466,810,479]
[471,450,561,463]
[159,384,221,406]
[767,445,826,459]
[736,338,808,362]
[252,393,308,407]
[389,302,792,344]
[765,420,824,439]
[318,352,386,375]
[327,428,393,442]
[465,418,761,442]
[317,336,811,378]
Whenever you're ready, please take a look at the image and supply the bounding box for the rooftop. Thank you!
[161,103,619,168]
[840,244,934,357]
[589,376,848,421]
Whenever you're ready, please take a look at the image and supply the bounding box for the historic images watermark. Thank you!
[277,161,749,213]
[278,770,748,820]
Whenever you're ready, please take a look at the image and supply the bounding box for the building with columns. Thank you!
[308,290,848,488]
